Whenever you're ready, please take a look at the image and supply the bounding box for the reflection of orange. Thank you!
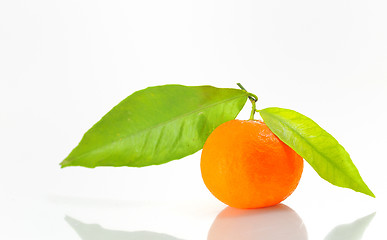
[200,120,303,208]
[207,204,307,240]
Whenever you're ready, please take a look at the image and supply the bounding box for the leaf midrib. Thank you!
[65,93,247,163]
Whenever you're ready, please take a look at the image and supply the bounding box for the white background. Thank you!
[1,0,386,239]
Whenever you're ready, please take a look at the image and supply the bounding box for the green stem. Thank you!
[236,83,258,120]
[237,83,247,91]
[250,100,256,120]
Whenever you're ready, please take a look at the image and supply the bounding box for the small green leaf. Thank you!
[61,84,247,168]
[260,107,375,197]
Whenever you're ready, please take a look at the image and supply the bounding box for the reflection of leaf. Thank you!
[65,216,183,240]
[61,85,247,168]
[324,212,376,240]
[260,107,374,197]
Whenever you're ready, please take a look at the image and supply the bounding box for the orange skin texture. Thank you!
[200,120,303,209]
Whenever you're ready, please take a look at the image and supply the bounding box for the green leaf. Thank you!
[259,107,375,198]
[61,84,248,168]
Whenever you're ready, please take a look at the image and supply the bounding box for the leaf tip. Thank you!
[367,190,376,198]
[59,162,68,168]
[358,184,375,198]
[60,158,72,168]
[360,180,376,198]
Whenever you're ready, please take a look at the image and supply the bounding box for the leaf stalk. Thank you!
[237,83,258,120]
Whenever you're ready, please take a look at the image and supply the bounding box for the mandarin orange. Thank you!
[200,119,303,208]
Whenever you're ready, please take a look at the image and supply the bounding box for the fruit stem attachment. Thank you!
[236,83,258,120]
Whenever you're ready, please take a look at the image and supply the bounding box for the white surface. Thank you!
[1,0,386,239]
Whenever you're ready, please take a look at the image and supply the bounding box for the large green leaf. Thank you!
[61,84,248,168]
[259,107,375,197]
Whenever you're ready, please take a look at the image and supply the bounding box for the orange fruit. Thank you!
[200,119,303,208]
